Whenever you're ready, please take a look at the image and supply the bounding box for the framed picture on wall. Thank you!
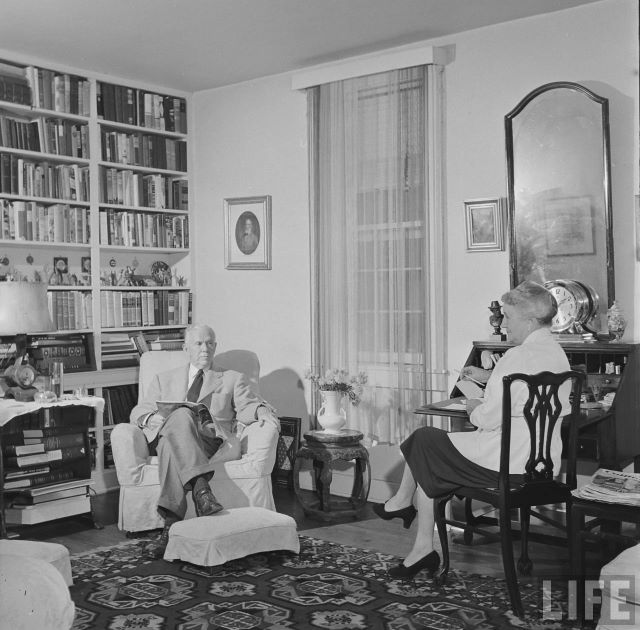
[224,195,272,269]
[464,198,505,252]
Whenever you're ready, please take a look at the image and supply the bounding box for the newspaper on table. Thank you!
[572,468,640,506]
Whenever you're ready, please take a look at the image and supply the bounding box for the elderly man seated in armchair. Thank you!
[130,323,280,558]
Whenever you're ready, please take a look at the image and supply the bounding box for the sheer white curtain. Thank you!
[308,65,447,445]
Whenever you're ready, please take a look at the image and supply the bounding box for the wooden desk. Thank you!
[456,341,639,470]
[416,397,618,470]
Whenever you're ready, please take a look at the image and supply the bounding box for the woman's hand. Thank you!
[460,366,492,384]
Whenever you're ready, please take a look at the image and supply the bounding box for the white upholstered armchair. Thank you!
[111,350,280,533]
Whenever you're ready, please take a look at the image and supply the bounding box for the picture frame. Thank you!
[271,416,301,488]
[543,196,594,256]
[224,195,272,269]
[464,198,505,252]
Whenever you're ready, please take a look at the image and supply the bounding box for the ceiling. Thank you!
[1,0,604,93]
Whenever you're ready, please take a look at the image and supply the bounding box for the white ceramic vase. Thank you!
[317,390,347,433]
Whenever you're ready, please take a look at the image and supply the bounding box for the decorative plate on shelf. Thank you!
[151,261,171,286]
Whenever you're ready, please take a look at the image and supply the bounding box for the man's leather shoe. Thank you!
[193,485,223,516]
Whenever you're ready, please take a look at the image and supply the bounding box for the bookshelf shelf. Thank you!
[100,285,189,291]
[98,119,187,139]
[0,193,90,206]
[99,244,189,254]
[0,239,90,249]
[0,57,192,497]
[0,101,89,122]
[0,147,91,165]
[101,324,187,333]
[98,161,186,176]
[99,203,188,215]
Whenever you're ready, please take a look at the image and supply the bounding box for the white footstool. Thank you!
[0,554,75,630]
[0,539,72,586]
[163,507,300,566]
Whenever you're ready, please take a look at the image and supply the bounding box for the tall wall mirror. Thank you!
[505,81,614,333]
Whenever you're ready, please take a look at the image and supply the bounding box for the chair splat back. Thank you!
[500,370,584,489]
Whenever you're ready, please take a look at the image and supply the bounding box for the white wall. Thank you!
[192,74,311,427]
[192,0,638,497]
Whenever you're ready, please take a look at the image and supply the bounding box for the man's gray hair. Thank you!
[501,280,557,326]
[184,324,216,343]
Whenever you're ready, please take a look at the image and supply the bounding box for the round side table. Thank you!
[293,429,371,522]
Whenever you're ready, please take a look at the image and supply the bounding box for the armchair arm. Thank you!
[219,421,279,479]
[111,423,153,486]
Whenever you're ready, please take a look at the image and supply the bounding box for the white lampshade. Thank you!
[0,282,55,334]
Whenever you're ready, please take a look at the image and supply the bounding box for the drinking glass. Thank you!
[50,362,64,398]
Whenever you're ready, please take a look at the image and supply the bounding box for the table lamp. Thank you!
[0,282,55,400]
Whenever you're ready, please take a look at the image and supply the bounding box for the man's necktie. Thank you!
[186,369,204,402]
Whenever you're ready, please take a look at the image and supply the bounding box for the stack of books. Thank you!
[3,425,87,490]
[5,478,93,506]
[101,332,138,368]
[572,468,640,506]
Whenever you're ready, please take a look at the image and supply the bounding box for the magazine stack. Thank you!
[572,468,640,506]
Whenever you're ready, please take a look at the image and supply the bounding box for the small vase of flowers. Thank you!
[305,368,367,433]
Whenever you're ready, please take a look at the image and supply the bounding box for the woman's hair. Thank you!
[501,280,557,326]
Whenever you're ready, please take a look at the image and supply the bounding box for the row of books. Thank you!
[99,209,189,249]
[5,478,93,506]
[0,113,89,159]
[24,66,91,116]
[0,154,90,200]
[1,200,91,243]
[27,334,95,374]
[100,169,187,209]
[101,130,187,171]
[572,468,640,506]
[97,82,187,133]
[100,329,185,368]
[0,62,31,106]
[47,291,93,330]
[103,383,138,424]
[101,332,140,368]
[100,290,191,328]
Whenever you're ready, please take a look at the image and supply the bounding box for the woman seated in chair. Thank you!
[374,280,570,577]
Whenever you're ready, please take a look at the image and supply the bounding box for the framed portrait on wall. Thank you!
[224,195,272,269]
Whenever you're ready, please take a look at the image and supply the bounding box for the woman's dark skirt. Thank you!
[400,426,524,498]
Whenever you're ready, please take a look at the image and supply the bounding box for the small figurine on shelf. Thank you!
[488,300,506,341]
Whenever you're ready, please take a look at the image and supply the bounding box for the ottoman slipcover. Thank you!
[164,507,299,566]
[0,539,73,586]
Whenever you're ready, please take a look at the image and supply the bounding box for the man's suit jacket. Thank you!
[130,364,263,442]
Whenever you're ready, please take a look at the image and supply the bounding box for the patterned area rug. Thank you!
[70,534,593,629]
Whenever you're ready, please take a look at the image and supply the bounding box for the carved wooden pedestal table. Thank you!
[293,429,370,522]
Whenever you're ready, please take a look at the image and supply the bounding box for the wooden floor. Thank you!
[10,485,617,580]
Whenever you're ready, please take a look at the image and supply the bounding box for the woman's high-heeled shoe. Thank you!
[388,550,440,579]
[372,502,417,529]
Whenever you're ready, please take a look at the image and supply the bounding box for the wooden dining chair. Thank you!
[433,370,585,617]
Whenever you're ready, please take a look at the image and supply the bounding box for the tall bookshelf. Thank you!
[0,56,192,494]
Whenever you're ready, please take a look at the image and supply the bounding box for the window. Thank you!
[309,65,446,444]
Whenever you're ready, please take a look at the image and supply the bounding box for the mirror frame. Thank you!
[505,81,615,307]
